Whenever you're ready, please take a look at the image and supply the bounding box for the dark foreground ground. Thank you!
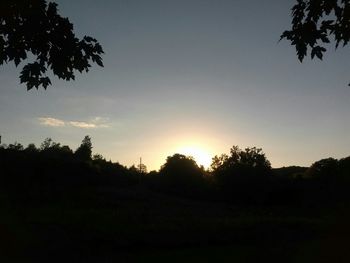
[1,184,349,263]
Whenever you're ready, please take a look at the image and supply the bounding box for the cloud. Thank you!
[69,117,110,129]
[91,117,110,128]
[91,117,108,123]
[38,117,65,127]
[38,116,110,129]
[69,121,97,129]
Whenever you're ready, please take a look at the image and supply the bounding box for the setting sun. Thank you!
[176,145,213,169]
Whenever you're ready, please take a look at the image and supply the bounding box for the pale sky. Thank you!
[1,0,349,170]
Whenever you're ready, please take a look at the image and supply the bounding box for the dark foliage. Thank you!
[157,154,208,197]
[0,137,349,207]
[1,137,350,261]
[0,136,139,204]
[305,157,339,179]
[339,156,350,179]
[281,0,350,62]
[211,146,272,204]
[160,154,204,181]
[272,166,308,179]
[75,135,92,162]
[0,0,104,90]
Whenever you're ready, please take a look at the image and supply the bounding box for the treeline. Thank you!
[0,136,141,202]
[0,136,349,207]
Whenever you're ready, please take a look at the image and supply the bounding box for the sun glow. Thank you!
[176,145,212,169]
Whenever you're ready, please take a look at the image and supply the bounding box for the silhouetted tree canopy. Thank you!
[306,157,339,179]
[160,154,202,177]
[212,146,272,203]
[1,135,350,208]
[338,156,350,180]
[272,166,308,179]
[159,154,204,186]
[37,137,73,160]
[40,137,58,150]
[25,143,38,153]
[212,146,271,179]
[281,0,350,63]
[157,154,207,197]
[7,141,24,151]
[210,153,229,172]
[0,0,104,90]
[75,135,92,162]
[137,163,148,174]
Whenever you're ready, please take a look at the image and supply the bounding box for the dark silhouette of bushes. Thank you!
[211,146,272,204]
[1,136,350,262]
[75,135,93,162]
[272,166,307,179]
[1,137,349,207]
[0,136,141,205]
[155,154,209,198]
[301,157,350,207]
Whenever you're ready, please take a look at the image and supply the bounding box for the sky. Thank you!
[1,0,349,170]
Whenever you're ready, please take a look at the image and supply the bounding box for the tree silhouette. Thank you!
[137,163,148,174]
[338,156,350,185]
[160,154,202,178]
[306,157,339,179]
[212,146,272,203]
[40,137,56,150]
[75,135,92,162]
[7,141,24,151]
[25,143,38,153]
[210,154,228,172]
[159,154,204,191]
[281,0,350,63]
[212,146,271,178]
[0,0,104,90]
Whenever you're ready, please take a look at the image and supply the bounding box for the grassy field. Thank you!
[0,184,347,262]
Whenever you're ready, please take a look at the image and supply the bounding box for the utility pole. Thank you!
[140,157,142,173]
[138,157,142,185]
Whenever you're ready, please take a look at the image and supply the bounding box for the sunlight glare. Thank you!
[176,145,212,169]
